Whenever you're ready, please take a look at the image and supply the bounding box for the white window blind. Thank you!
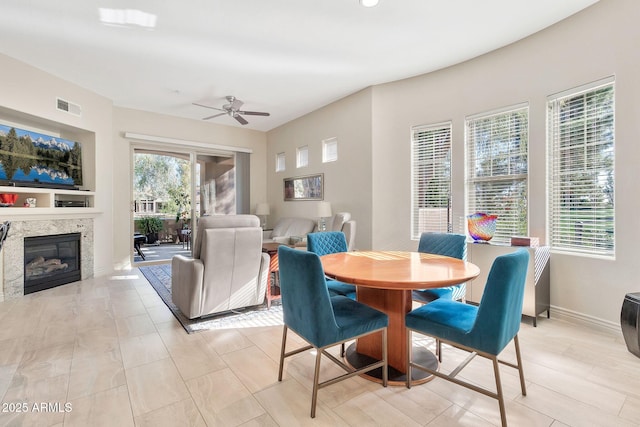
[297,146,308,168]
[411,122,452,239]
[466,105,529,243]
[275,152,285,172]
[547,79,615,256]
[323,137,338,163]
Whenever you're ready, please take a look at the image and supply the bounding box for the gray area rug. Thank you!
[138,263,282,333]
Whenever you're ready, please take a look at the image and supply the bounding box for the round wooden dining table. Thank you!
[321,250,480,385]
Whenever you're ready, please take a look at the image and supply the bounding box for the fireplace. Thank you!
[24,233,81,294]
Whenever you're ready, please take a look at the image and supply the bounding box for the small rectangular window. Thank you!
[275,152,285,172]
[297,146,309,168]
[323,137,338,163]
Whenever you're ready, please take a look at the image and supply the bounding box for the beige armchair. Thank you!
[327,212,356,251]
[171,215,270,319]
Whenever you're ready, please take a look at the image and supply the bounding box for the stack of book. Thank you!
[510,236,539,247]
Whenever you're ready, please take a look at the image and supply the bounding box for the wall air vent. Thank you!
[56,97,82,117]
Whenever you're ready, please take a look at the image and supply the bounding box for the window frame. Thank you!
[322,137,338,163]
[275,152,286,173]
[296,145,309,168]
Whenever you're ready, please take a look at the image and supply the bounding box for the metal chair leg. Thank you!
[514,334,527,396]
[492,356,507,427]
[382,328,388,387]
[278,326,288,381]
[311,346,323,418]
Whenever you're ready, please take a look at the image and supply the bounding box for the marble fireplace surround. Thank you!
[1,219,94,301]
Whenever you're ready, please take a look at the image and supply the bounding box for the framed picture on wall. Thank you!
[283,173,323,201]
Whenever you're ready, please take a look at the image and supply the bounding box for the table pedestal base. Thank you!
[345,343,438,386]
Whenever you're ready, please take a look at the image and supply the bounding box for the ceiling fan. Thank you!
[193,96,270,125]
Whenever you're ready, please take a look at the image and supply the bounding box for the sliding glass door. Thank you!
[131,144,247,264]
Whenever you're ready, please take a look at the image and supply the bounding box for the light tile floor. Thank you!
[1,271,639,426]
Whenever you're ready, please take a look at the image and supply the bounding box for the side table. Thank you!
[180,229,191,250]
[467,242,550,326]
[262,242,286,308]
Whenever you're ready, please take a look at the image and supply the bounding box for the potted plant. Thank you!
[138,216,163,245]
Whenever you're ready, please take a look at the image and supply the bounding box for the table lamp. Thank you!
[317,201,332,231]
[255,203,270,228]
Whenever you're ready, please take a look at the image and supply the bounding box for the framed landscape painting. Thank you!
[283,173,323,201]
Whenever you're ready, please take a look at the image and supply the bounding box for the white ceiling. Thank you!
[0,0,598,132]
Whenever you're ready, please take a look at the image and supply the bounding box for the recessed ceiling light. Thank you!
[99,8,157,29]
[359,0,379,7]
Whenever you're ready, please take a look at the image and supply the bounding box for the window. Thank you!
[135,199,156,213]
[322,137,338,163]
[411,122,452,239]
[275,152,285,172]
[296,146,308,168]
[466,105,529,243]
[547,78,615,256]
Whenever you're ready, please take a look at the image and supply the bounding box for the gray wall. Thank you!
[266,0,638,327]
[267,88,373,250]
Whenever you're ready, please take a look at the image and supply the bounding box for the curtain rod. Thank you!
[124,132,253,154]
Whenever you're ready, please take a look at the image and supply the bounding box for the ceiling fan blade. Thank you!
[238,110,270,116]
[234,114,249,125]
[202,112,227,120]
[193,102,225,112]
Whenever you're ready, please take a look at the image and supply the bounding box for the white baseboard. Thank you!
[550,304,621,335]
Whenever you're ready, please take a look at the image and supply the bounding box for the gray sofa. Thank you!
[171,215,269,319]
[263,217,316,245]
[264,212,356,251]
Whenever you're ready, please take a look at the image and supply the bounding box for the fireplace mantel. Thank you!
[0,209,102,221]
[0,186,100,220]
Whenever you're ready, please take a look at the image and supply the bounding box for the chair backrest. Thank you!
[278,246,340,347]
[192,215,265,313]
[192,214,260,259]
[469,249,530,354]
[306,231,348,256]
[417,232,467,260]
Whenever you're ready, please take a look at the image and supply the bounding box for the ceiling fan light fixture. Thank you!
[359,0,379,7]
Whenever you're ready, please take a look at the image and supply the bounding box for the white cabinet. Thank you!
[467,242,550,326]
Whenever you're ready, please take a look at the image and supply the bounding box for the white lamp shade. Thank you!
[256,203,270,216]
[317,201,332,218]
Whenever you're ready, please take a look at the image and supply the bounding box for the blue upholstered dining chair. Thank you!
[405,249,529,427]
[413,232,468,303]
[307,231,356,299]
[277,245,389,418]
